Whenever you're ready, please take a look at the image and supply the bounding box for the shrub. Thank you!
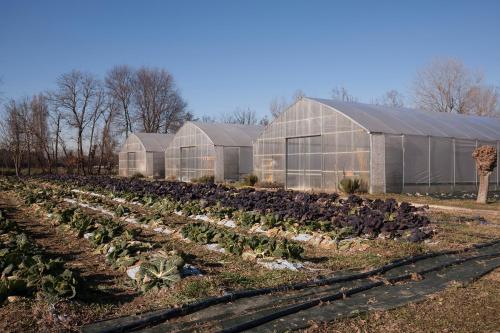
[255,181,284,189]
[131,172,145,179]
[242,174,258,186]
[339,178,360,194]
[191,175,215,184]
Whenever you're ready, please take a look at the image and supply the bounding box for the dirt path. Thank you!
[0,192,138,332]
[411,202,500,218]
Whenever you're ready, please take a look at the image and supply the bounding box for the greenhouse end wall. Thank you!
[165,123,216,181]
[118,135,148,177]
[165,122,255,182]
[253,99,371,192]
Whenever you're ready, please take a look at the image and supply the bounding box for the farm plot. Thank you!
[1,175,499,332]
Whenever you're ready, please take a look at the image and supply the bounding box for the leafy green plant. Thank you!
[55,207,78,224]
[182,201,204,216]
[135,251,185,292]
[41,269,78,300]
[206,203,235,220]
[234,210,261,228]
[114,204,130,217]
[91,222,124,246]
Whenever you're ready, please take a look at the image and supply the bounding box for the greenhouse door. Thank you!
[286,136,322,190]
[180,147,196,182]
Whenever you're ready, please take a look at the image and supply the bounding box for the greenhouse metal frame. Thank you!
[118,132,174,178]
[165,121,263,182]
[253,97,500,193]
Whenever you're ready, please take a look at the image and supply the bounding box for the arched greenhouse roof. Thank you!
[190,121,263,146]
[131,133,174,152]
[308,97,500,141]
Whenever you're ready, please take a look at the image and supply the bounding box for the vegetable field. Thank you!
[0,175,499,332]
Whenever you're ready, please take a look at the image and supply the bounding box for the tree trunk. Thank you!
[477,173,490,204]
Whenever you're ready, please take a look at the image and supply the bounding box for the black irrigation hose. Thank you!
[82,238,500,333]
[218,251,500,333]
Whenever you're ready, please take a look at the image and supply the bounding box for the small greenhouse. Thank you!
[253,97,500,193]
[118,132,174,178]
[165,121,263,182]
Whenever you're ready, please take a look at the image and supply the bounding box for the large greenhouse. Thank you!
[253,97,500,193]
[118,132,174,178]
[165,121,263,182]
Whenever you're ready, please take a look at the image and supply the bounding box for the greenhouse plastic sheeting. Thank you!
[118,133,173,178]
[311,98,500,141]
[166,122,262,182]
[254,97,499,193]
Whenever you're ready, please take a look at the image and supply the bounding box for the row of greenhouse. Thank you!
[119,97,500,194]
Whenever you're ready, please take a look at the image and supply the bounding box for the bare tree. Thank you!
[221,107,258,125]
[269,97,288,119]
[331,86,357,102]
[413,58,476,114]
[16,98,34,175]
[259,115,270,126]
[376,89,405,107]
[53,70,99,174]
[133,67,189,133]
[465,85,499,117]
[269,90,305,119]
[30,94,52,172]
[49,106,64,170]
[292,89,305,101]
[0,77,4,102]
[98,99,119,174]
[87,85,106,173]
[2,100,24,176]
[413,58,499,116]
[105,65,135,137]
[200,115,217,123]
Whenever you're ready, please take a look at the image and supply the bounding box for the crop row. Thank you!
[0,207,79,304]
[36,175,433,242]
[61,183,307,261]
[11,181,185,292]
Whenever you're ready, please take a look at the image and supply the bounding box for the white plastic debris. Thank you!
[222,219,237,228]
[292,233,313,242]
[126,265,140,279]
[71,189,106,198]
[83,232,94,239]
[205,243,226,253]
[193,214,213,222]
[124,217,138,224]
[257,259,304,271]
[161,227,175,235]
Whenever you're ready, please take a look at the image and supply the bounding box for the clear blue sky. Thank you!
[1,0,499,119]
